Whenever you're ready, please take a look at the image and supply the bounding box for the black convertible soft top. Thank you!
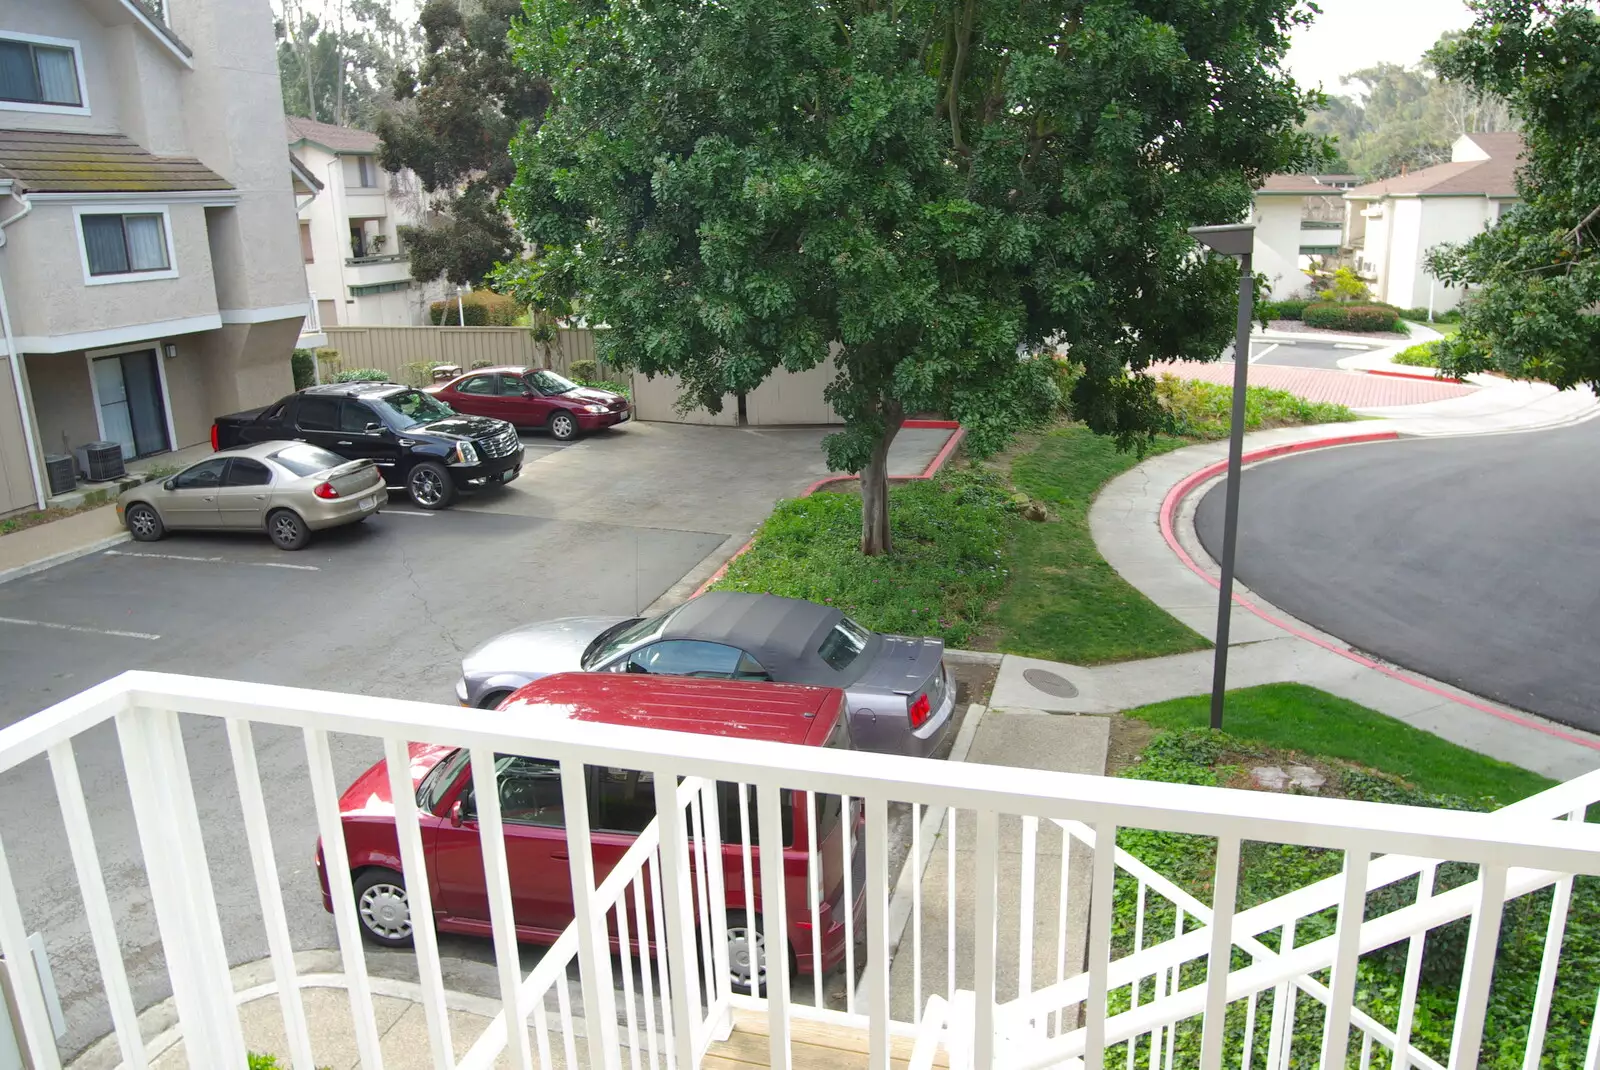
[661,591,874,685]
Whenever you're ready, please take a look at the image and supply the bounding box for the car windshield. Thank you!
[373,389,456,428]
[581,614,665,669]
[527,370,578,396]
[270,443,346,477]
[817,616,873,671]
[417,747,470,811]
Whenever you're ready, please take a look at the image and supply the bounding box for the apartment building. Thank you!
[288,116,444,338]
[0,0,308,517]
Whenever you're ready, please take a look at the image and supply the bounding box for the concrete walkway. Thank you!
[1002,421,1600,782]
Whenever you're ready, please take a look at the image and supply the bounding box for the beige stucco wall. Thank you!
[21,354,98,456]
[0,356,38,515]
[632,358,843,426]
[104,23,189,155]
[162,336,212,448]
[1,202,219,343]
[191,320,297,436]
[0,1,133,136]
[1251,196,1312,300]
[171,0,309,315]
[1412,197,1498,313]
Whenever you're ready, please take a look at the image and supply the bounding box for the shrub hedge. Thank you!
[290,349,316,389]
[428,290,521,326]
[1302,302,1400,332]
[1392,342,1442,368]
[1258,299,1311,321]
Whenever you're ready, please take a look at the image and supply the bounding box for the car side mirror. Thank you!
[522,388,537,398]
[365,421,384,434]
[450,799,465,828]
[163,479,176,491]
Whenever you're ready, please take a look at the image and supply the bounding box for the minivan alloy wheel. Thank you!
[727,919,768,993]
[359,880,411,940]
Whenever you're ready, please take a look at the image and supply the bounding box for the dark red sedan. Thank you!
[427,366,630,441]
[315,673,865,993]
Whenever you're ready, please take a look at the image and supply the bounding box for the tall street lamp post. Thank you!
[1187,223,1256,730]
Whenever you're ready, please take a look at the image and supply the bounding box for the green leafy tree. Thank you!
[376,0,549,287]
[1425,1,1600,389]
[276,0,418,130]
[502,0,1325,554]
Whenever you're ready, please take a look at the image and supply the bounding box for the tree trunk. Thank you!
[859,416,902,556]
[736,391,748,426]
[333,0,347,126]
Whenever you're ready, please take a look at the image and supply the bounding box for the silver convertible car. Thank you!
[456,591,956,758]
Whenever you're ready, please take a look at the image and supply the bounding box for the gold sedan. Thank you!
[116,441,387,551]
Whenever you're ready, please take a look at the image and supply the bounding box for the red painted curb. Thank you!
[692,424,968,597]
[1160,433,1600,753]
[1362,368,1467,385]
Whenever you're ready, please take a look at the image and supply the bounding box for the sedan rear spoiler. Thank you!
[322,458,377,479]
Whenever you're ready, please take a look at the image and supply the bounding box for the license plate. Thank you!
[360,495,377,510]
[618,411,630,422]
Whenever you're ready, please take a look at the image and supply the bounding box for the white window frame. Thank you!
[84,341,179,459]
[73,204,179,286]
[0,32,90,116]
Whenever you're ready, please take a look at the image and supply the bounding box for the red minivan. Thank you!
[317,673,864,991]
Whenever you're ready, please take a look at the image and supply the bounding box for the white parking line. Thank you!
[1333,343,1370,351]
[377,510,435,518]
[104,550,320,571]
[1249,343,1280,364]
[0,616,160,641]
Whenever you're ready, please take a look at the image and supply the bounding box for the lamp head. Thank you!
[1188,223,1255,257]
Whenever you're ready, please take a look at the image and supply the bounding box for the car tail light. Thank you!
[209,424,218,451]
[908,692,931,729]
[313,481,339,500]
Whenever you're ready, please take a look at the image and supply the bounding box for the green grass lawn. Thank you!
[994,426,1211,664]
[1124,682,1553,803]
[1112,685,1576,1070]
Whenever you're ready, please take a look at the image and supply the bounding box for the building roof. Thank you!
[0,130,231,193]
[289,153,323,192]
[285,117,380,155]
[1347,136,1526,199]
[1255,173,1358,196]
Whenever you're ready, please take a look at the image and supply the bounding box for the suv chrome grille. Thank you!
[478,427,521,459]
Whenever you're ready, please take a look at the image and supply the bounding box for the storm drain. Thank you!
[1022,668,1079,699]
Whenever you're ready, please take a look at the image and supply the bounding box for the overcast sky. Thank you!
[1286,0,1476,98]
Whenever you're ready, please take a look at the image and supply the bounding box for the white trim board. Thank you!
[2,313,221,356]
[219,302,311,325]
[72,204,180,286]
[29,191,237,207]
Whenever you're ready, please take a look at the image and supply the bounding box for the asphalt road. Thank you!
[0,421,851,1055]
[1223,339,1369,369]
[1195,418,1600,732]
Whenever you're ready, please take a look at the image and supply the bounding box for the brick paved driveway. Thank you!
[1152,360,1478,407]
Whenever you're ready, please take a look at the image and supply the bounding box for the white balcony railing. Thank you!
[5,671,1600,1070]
[300,292,322,337]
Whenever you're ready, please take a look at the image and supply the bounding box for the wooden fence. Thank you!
[318,326,599,385]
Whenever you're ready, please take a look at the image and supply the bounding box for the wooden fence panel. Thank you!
[318,326,600,384]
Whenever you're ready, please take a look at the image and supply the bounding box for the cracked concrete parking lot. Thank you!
[0,420,839,1056]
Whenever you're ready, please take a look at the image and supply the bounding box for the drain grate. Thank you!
[1022,668,1079,699]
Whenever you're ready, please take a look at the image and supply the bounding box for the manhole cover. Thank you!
[1022,668,1079,698]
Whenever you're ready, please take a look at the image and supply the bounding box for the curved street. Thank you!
[1195,418,1600,733]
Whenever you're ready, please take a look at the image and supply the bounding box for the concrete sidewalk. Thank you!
[1032,424,1600,782]
[0,505,127,586]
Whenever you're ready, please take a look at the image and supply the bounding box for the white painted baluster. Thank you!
[647,852,678,1070]
[1583,983,1600,1070]
[1165,908,1181,1070]
[755,782,793,1070]
[1056,824,1072,1039]
[1020,815,1038,1017]
[1267,917,1296,1070]
[1129,880,1147,1070]
[532,987,553,1070]
[653,772,698,1069]
[1240,992,1258,1070]
[701,782,732,1041]
[948,807,958,1004]
[1148,899,1165,1070]
[301,726,384,1069]
[689,790,718,1013]
[631,875,659,1070]
[556,973,580,1070]
[843,793,857,1014]
[1391,858,1435,1070]
[0,827,61,1070]
[804,790,822,1012]
[1199,836,1242,1070]
[1084,821,1119,1070]
[866,796,892,1070]
[1361,1032,1374,1070]
[1448,864,1509,1070]
[384,737,454,1069]
[1523,812,1582,1070]
[469,746,533,1070]
[1321,849,1371,1070]
[616,892,641,1070]
[560,757,621,1070]
[49,739,151,1070]
[974,810,1000,1070]
[912,802,923,1027]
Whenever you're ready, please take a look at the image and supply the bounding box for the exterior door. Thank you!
[215,458,273,528]
[495,373,545,427]
[161,458,227,528]
[448,374,502,420]
[93,351,169,459]
[432,756,575,932]
[335,400,402,474]
[293,395,344,452]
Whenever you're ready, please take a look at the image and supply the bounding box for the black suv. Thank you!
[213,383,524,509]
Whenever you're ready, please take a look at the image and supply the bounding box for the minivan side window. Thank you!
[460,755,565,828]
[593,767,656,833]
[716,783,795,847]
[297,396,340,431]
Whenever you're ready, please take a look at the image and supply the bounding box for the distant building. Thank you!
[287,117,447,341]
[1343,132,1524,313]
[1250,173,1358,299]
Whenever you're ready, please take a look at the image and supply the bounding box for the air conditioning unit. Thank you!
[73,442,125,482]
[43,454,77,496]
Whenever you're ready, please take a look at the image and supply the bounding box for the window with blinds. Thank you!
[0,36,82,108]
[81,213,172,278]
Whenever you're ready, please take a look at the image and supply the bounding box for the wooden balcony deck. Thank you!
[705,1010,949,1070]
